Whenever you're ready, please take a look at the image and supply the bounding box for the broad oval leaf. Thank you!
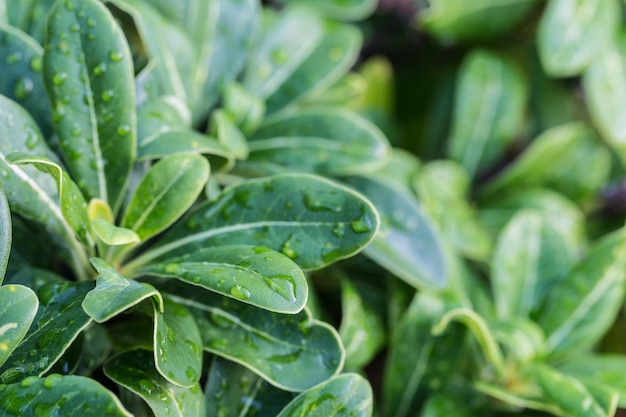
[0,281,93,383]
[139,245,308,314]
[0,284,38,367]
[250,107,390,176]
[0,374,132,417]
[0,22,52,137]
[539,228,626,358]
[82,257,163,323]
[583,33,626,157]
[104,349,204,417]
[0,182,10,283]
[153,279,345,392]
[538,0,619,77]
[154,298,203,388]
[276,373,373,417]
[43,0,136,212]
[121,153,209,241]
[280,0,376,21]
[447,49,526,178]
[344,175,446,289]
[126,174,379,271]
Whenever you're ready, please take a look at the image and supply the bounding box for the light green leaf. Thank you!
[374,148,421,191]
[126,174,379,271]
[221,83,265,135]
[281,0,376,21]
[447,49,526,178]
[538,0,619,77]
[82,257,163,323]
[344,175,446,289]
[0,182,10,283]
[136,95,191,145]
[243,7,323,99]
[539,228,626,358]
[153,298,203,388]
[6,153,92,246]
[104,349,204,417]
[43,0,136,212]
[205,357,297,417]
[155,279,345,392]
[0,374,131,417]
[558,355,626,408]
[250,107,390,176]
[420,0,540,43]
[211,110,249,160]
[0,284,38,367]
[474,381,562,415]
[491,318,545,363]
[0,22,52,137]
[266,21,362,113]
[535,364,618,417]
[121,153,209,241]
[0,281,93,383]
[87,198,114,223]
[139,245,307,314]
[91,219,139,246]
[583,33,626,158]
[276,373,373,417]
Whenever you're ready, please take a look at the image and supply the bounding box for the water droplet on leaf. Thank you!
[13,77,34,100]
[229,284,251,300]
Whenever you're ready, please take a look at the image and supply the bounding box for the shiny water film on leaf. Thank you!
[0,284,38,368]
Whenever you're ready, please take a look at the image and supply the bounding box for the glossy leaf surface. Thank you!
[90,219,139,246]
[140,245,307,313]
[0,284,38,367]
[43,0,136,211]
[0,182,10,283]
[129,174,379,271]
[104,349,204,417]
[559,355,626,407]
[281,0,375,20]
[0,374,131,417]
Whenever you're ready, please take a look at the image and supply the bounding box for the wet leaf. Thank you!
[104,349,204,417]
[276,373,373,417]
[140,245,307,314]
[0,284,38,367]
[344,175,446,289]
[280,0,375,21]
[43,0,136,212]
[127,174,379,271]
[220,83,265,135]
[558,355,626,408]
[0,374,131,417]
[249,107,390,175]
[210,110,249,160]
[90,219,139,246]
[0,182,10,283]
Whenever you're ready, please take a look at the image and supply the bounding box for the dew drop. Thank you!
[43,374,62,389]
[351,212,374,233]
[165,263,181,274]
[25,129,39,150]
[6,51,22,64]
[138,378,154,394]
[20,376,38,388]
[116,124,131,136]
[93,62,107,76]
[13,77,34,100]
[264,275,297,302]
[64,0,75,11]
[86,17,96,28]
[52,72,68,86]
[101,89,114,102]
[109,50,124,62]
[303,190,343,212]
[52,105,66,122]
[333,223,345,238]
[71,126,82,137]
[69,23,80,32]
[185,366,197,381]
[229,284,251,300]
[30,57,42,73]
[271,48,288,64]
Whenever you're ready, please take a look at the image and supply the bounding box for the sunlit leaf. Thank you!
[0,284,38,367]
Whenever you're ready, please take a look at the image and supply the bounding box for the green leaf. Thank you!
[0,281,93,383]
[0,374,131,417]
[139,245,307,314]
[538,0,619,77]
[421,390,474,417]
[249,107,390,176]
[419,0,540,43]
[153,298,203,388]
[280,0,376,21]
[491,210,575,321]
[104,349,205,417]
[539,228,626,358]
[221,83,265,135]
[121,153,209,241]
[0,182,10,284]
[491,318,545,363]
[136,96,191,144]
[0,284,38,367]
[155,279,345,392]
[82,257,163,323]
[43,0,136,212]
[243,7,323,99]
[0,22,52,137]
[4,0,55,43]
[276,373,373,417]
[211,110,249,160]
[205,356,297,417]
[6,153,92,246]
[91,219,140,246]
[266,22,362,113]
[558,355,626,408]
[447,49,526,178]
[583,33,626,158]
[535,364,618,417]
[127,174,379,271]
[344,175,447,289]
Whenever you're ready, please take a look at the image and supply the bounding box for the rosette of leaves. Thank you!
[0,0,389,415]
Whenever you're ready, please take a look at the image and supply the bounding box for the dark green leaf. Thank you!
[0,182,10,283]
[0,284,38,367]
[250,107,390,176]
[126,174,379,271]
[4,0,55,43]
[121,153,210,241]
[276,373,373,417]
[104,349,205,417]
[82,257,163,323]
[538,0,620,77]
[140,245,307,314]
[344,175,446,289]
[447,49,526,178]
[0,374,131,417]
[0,281,93,383]
[43,0,136,212]
[137,96,190,144]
